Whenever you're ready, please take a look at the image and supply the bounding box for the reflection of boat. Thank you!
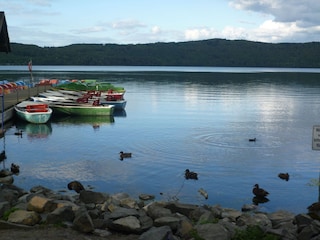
[113,109,127,117]
[51,115,115,125]
[14,101,52,124]
[15,120,52,138]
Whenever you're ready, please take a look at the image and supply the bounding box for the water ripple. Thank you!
[189,130,282,149]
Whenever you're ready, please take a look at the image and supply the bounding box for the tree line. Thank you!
[0,38,319,68]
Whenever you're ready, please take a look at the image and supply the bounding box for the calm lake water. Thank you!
[1,66,320,214]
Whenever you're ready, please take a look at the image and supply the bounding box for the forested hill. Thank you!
[0,39,319,68]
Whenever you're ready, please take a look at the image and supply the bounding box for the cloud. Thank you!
[229,0,320,27]
[151,26,161,34]
[184,27,248,41]
[27,0,51,7]
[110,19,145,30]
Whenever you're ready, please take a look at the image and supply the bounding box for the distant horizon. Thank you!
[1,65,320,74]
[2,1,320,47]
[10,38,320,48]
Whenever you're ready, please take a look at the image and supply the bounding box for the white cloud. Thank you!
[229,0,320,27]
[252,20,300,42]
[184,28,218,41]
[151,26,161,34]
[111,19,145,30]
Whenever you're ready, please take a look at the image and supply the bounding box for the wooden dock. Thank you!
[0,85,51,125]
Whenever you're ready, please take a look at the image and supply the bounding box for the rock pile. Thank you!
[0,183,319,240]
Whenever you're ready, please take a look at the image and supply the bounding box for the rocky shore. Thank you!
[0,183,320,240]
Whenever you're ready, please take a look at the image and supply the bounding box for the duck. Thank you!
[185,169,198,180]
[10,163,20,174]
[307,202,320,220]
[67,180,85,193]
[14,130,23,136]
[0,150,6,162]
[249,138,256,142]
[308,202,320,212]
[252,184,269,198]
[278,172,289,181]
[198,188,208,199]
[120,151,132,160]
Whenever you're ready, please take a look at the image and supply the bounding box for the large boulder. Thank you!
[27,195,57,213]
[7,209,41,226]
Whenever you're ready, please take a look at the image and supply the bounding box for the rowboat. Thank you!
[35,90,127,110]
[49,102,115,116]
[100,99,127,110]
[14,101,53,124]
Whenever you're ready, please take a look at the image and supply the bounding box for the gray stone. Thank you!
[139,194,155,201]
[268,210,295,228]
[72,208,94,233]
[154,216,180,231]
[110,215,141,233]
[139,226,172,240]
[236,212,272,231]
[295,213,314,232]
[195,223,230,240]
[146,203,172,219]
[7,209,41,226]
[221,208,242,222]
[46,205,75,224]
[164,202,198,217]
[79,190,107,204]
[27,195,57,213]
[104,206,140,220]
[138,210,154,232]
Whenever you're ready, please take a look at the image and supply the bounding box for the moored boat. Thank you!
[99,99,127,109]
[50,101,115,116]
[14,101,53,124]
[34,90,127,110]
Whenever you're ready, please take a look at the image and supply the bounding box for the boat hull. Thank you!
[14,102,52,123]
[50,104,114,116]
[100,100,127,109]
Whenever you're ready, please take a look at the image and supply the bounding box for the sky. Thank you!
[1,0,320,47]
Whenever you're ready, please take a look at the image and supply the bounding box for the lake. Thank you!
[1,66,320,214]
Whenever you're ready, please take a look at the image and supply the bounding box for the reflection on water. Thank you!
[15,120,52,139]
[2,68,320,214]
[51,115,115,125]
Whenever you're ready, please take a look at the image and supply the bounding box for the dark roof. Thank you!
[0,12,11,53]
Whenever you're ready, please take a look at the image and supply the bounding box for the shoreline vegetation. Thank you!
[1,182,320,239]
[1,39,320,68]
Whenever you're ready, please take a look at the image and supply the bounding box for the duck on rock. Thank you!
[185,169,198,180]
[252,184,269,198]
[67,180,85,193]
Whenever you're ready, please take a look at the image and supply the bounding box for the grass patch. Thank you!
[2,207,19,221]
[189,229,205,240]
[232,225,280,240]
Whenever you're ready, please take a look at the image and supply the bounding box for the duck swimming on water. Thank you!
[0,150,6,161]
[185,169,198,180]
[14,130,23,136]
[10,163,20,174]
[278,172,289,181]
[120,151,132,160]
[249,138,256,142]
